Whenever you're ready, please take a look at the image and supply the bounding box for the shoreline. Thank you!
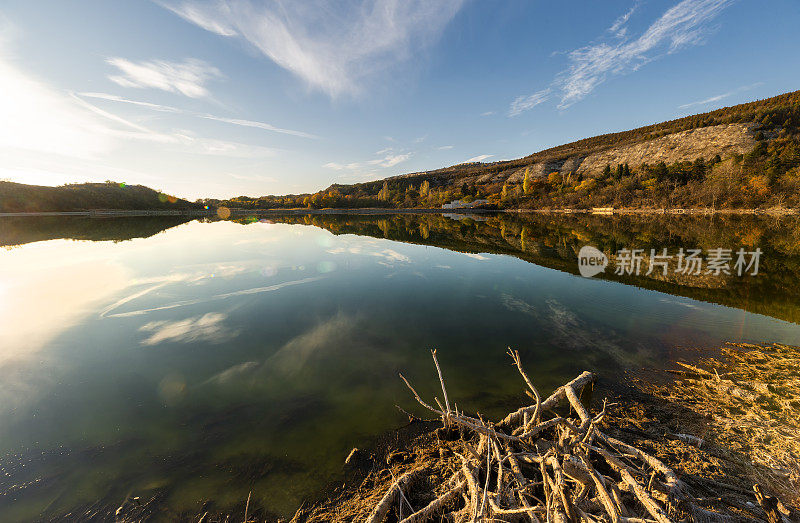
[288,342,798,523]
[1,206,798,218]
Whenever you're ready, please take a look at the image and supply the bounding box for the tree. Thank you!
[523,167,533,195]
[691,158,707,180]
[420,180,430,198]
[378,181,389,201]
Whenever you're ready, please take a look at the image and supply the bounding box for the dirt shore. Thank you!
[288,343,798,523]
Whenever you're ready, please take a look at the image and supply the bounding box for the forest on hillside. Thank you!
[214,90,800,211]
[0,181,199,213]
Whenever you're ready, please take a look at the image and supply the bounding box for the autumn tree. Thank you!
[377,181,389,201]
[523,167,533,195]
[420,180,430,198]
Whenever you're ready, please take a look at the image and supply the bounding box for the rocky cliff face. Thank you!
[574,123,756,176]
[451,123,757,187]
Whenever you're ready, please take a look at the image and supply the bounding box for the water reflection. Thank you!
[0,213,798,520]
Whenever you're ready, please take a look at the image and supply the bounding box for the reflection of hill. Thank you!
[262,213,800,325]
[0,216,194,247]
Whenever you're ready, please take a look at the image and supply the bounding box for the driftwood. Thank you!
[364,348,769,522]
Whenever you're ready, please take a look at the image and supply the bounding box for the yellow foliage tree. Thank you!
[523,167,533,195]
[377,181,389,201]
[420,180,430,198]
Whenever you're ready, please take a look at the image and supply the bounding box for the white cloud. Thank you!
[199,114,316,138]
[556,0,733,108]
[678,81,763,109]
[368,152,411,168]
[157,1,238,36]
[324,149,410,173]
[508,89,550,117]
[71,95,279,157]
[480,111,496,117]
[509,0,734,114]
[463,154,492,163]
[608,4,638,37]
[437,145,454,150]
[78,92,317,138]
[107,57,223,98]
[158,0,465,97]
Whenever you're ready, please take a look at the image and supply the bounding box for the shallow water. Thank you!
[1,213,799,520]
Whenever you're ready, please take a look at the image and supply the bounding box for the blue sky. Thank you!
[0,0,798,199]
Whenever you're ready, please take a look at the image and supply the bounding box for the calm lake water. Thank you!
[1,212,800,520]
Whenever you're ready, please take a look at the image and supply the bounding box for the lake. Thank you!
[1,212,799,520]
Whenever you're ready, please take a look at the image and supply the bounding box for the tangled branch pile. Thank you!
[364,350,771,523]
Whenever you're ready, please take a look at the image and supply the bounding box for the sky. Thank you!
[0,0,798,200]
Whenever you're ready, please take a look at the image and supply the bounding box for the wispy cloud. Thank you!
[158,0,466,97]
[510,0,734,114]
[608,3,638,37]
[72,95,278,157]
[462,154,492,163]
[678,81,763,109]
[480,111,496,117]
[509,89,550,117]
[106,57,223,98]
[557,0,733,108]
[78,92,317,138]
[437,145,454,150]
[158,1,238,36]
[324,147,411,175]
[368,152,411,168]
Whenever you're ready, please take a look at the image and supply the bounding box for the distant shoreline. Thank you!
[1,206,797,217]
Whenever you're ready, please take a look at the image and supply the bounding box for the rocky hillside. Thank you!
[497,123,756,185]
[223,89,800,210]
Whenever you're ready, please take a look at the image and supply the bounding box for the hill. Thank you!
[0,181,200,213]
[221,89,800,210]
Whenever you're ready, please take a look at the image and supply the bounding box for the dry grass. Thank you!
[650,342,800,506]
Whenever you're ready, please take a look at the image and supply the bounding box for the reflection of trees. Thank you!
[0,216,194,247]
[264,212,800,324]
